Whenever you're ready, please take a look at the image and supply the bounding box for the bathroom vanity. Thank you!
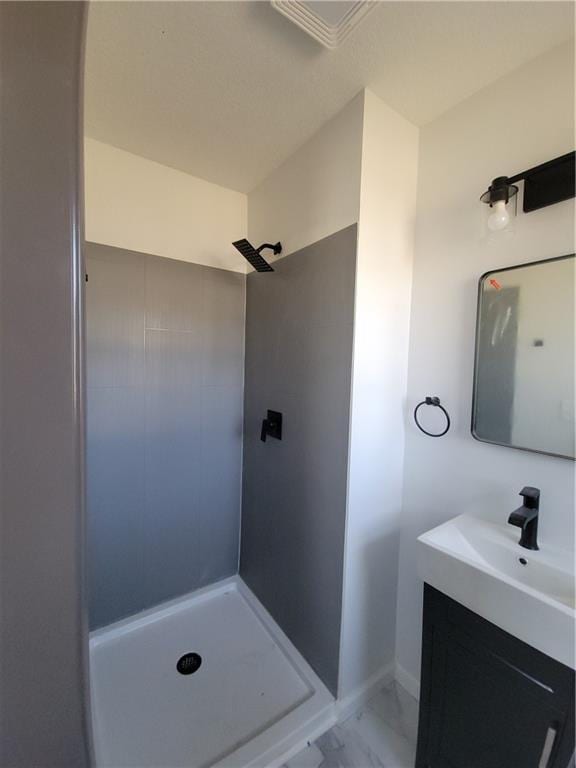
[416,515,575,768]
[415,585,574,768]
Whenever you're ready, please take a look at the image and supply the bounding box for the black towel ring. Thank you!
[413,396,451,438]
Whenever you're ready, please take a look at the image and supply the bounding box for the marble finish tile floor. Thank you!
[284,680,419,768]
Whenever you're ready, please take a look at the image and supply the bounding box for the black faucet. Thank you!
[508,487,540,550]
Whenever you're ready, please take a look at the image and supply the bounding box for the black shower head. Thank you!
[232,239,282,273]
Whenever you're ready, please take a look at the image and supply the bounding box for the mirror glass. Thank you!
[472,254,575,459]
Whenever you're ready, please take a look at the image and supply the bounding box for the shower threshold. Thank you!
[89,577,335,768]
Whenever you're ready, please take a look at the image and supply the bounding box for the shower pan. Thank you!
[90,578,334,768]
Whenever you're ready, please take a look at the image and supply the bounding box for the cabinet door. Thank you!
[416,585,575,768]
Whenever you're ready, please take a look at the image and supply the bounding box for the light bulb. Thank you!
[487,199,510,231]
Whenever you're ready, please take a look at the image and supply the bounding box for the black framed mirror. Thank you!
[472,254,575,460]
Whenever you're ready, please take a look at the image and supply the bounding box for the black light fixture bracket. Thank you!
[480,151,575,212]
[480,176,518,207]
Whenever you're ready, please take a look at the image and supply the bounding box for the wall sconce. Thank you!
[480,151,575,233]
[480,177,518,231]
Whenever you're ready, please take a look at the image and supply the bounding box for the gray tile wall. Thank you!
[240,225,357,696]
[86,244,245,628]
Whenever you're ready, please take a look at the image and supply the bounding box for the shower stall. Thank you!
[86,225,358,767]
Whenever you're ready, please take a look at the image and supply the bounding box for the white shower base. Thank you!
[90,577,335,768]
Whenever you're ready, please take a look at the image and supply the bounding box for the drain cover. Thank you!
[176,652,202,676]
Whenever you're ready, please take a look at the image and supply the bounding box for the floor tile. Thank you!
[368,681,420,746]
[298,680,419,768]
[316,724,386,768]
[284,743,324,768]
[344,707,415,767]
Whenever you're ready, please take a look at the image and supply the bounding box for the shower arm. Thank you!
[257,242,282,256]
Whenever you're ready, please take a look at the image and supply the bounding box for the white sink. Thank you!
[418,515,575,669]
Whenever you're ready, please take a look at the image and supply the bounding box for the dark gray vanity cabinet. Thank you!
[416,585,575,768]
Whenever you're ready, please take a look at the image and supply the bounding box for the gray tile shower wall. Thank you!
[86,244,245,628]
[240,225,357,696]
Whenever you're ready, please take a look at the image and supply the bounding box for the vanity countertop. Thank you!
[418,514,575,669]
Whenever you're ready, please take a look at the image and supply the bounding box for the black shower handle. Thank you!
[260,419,268,442]
[260,410,282,442]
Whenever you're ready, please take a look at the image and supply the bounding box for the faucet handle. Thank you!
[520,486,540,509]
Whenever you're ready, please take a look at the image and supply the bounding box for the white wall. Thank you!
[248,90,419,701]
[339,91,419,699]
[396,41,575,696]
[248,93,364,258]
[85,138,247,272]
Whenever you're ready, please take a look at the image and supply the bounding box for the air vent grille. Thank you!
[271,1,376,49]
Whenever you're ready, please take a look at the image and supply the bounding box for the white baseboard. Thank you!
[335,662,394,722]
[394,661,420,701]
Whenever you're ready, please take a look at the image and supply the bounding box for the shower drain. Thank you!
[176,652,202,676]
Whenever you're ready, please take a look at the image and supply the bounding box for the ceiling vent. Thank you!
[271,1,376,49]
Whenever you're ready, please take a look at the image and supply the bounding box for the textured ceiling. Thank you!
[85,1,574,192]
